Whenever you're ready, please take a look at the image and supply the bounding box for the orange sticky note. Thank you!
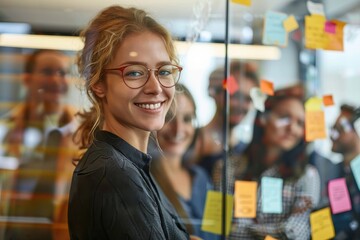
[323,95,334,106]
[201,191,233,236]
[260,79,274,96]
[305,110,327,141]
[323,20,346,51]
[231,0,251,6]
[226,75,240,96]
[265,236,278,240]
[283,15,299,32]
[310,208,335,240]
[234,181,257,218]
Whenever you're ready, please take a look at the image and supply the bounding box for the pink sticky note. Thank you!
[226,75,239,96]
[328,178,352,214]
[325,21,336,34]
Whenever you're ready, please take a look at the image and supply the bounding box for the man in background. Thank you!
[192,60,259,183]
[2,49,78,240]
[329,104,360,239]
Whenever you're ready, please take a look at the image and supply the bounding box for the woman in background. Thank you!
[151,84,219,240]
[218,86,320,239]
[68,5,189,239]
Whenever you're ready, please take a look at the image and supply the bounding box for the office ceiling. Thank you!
[0,0,359,41]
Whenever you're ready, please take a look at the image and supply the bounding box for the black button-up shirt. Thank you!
[68,130,189,239]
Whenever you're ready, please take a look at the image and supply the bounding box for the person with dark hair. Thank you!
[1,49,77,239]
[150,84,219,240]
[68,5,190,239]
[222,86,320,239]
[193,60,259,179]
[329,104,360,239]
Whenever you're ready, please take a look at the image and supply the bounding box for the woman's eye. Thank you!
[125,71,144,78]
[183,115,193,123]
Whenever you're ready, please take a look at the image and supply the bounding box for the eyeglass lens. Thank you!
[122,64,180,88]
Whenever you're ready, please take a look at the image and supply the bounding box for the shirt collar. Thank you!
[95,130,152,170]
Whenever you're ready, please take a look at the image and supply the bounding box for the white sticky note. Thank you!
[307,1,325,16]
[350,155,360,191]
[250,87,268,112]
[261,177,283,213]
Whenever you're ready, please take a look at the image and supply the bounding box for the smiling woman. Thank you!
[67,5,190,239]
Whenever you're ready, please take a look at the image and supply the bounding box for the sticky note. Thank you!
[260,79,274,96]
[201,190,233,236]
[250,87,268,112]
[305,110,327,142]
[226,75,240,96]
[307,1,325,16]
[231,0,251,6]
[283,15,299,32]
[261,177,283,214]
[310,208,335,240]
[323,20,346,51]
[354,118,360,138]
[234,181,257,218]
[323,95,334,106]
[265,236,278,240]
[325,21,337,34]
[350,155,360,190]
[262,11,288,47]
[305,15,327,50]
[328,178,352,214]
[305,97,323,111]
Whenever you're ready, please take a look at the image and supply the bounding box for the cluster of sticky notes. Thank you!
[305,1,346,51]
[305,97,327,141]
[202,191,233,236]
[233,177,284,218]
[262,11,300,47]
[310,207,335,240]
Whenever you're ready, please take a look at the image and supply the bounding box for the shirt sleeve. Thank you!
[247,165,320,240]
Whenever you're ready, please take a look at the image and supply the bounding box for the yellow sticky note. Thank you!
[234,181,257,218]
[283,15,299,32]
[260,79,274,96]
[305,97,323,111]
[310,208,335,240]
[305,15,327,50]
[324,20,346,51]
[305,110,327,142]
[201,191,233,236]
[265,236,278,240]
[231,0,251,6]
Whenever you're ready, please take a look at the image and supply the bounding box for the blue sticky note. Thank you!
[350,155,360,190]
[263,11,288,47]
[261,177,283,213]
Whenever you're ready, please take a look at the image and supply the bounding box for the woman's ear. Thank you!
[92,82,106,98]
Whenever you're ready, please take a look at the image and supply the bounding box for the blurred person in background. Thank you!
[192,60,259,180]
[222,86,320,239]
[329,104,360,239]
[150,84,219,240]
[1,49,78,239]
